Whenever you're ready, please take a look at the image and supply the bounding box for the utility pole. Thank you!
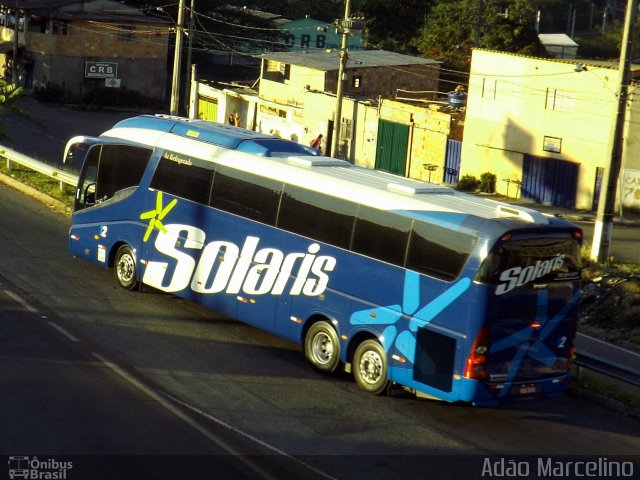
[330,1,364,158]
[331,0,351,158]
[590,0,638,263]
[183,0,195,114]
[170,0,185,115]
[11,0,19,85]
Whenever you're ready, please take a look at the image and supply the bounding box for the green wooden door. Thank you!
[374,119,409,176]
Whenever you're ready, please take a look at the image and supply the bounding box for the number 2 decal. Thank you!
[100,225,108,238]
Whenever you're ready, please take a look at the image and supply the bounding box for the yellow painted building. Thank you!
[461,49,640,212]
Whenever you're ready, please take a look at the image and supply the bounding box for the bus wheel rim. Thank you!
[311,332,334,365]
[117,254,134,283]
[359,350,383,384]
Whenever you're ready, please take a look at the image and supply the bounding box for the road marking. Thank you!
[90,352,293,480]
[161,391,338,480]
[3,289,38,312]
[47,321,80,343]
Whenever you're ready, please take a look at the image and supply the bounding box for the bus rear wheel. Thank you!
[353,339,389,395]
[304,321,341,373]
[114,245,138,291]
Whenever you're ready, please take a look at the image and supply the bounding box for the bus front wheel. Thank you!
[353,339,389,395]
[304,321,341,373]
[114,245,138,291]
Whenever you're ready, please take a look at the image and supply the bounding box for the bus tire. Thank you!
[304,321,341,373]
[114,245,138,291]
[353,339,389,395]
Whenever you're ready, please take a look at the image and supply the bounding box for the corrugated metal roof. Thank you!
[256,49,441,72]
[538,33,579,48]
[18,0,167,22]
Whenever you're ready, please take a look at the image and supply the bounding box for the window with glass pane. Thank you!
[278,185,357,248]
[407,222,475,280]
[351,206,412,266]
[210,166,283,226]
[150,154,214,204]
[96,145,152,202]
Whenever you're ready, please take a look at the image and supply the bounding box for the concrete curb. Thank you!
[0,172,72,216]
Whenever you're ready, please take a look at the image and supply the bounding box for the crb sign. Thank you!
[85,62,118,79]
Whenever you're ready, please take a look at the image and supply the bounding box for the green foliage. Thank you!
[33,82,163,110]
[81,87,164,110]
[479,171,496,193]
[457,174,479,191]
[0,82,21,106]
[353,0,431,52]
[412,0,546,71]
[576,25,623,60]
[33,83,66,104]
[0,82,23,140]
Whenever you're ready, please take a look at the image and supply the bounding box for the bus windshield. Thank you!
[476,233,581,291]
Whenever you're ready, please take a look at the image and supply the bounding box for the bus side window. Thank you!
[75,145,100,211]
[277,185,357,249]
[407,222,476,281]
[151,154,214,204]
[210,166,282,225]
[351,206,411,267]
[95,145,152,203]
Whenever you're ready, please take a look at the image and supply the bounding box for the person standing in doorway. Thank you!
[234,113,243,128]
[310,133,323,153]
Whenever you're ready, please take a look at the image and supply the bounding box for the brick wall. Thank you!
[25,21,167,58]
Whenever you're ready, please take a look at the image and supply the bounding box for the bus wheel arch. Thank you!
[352,337,390,395]
[303,316,341,373]
[113,243,139,291]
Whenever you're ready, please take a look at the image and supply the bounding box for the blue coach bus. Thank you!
[65,115,582,406]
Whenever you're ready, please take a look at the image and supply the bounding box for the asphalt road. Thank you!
[0,173,639,479]
[0,97,136,166]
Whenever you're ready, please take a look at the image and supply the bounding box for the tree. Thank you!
[0,83,22,140]
[413,0,546,72]
[353,0,432,53]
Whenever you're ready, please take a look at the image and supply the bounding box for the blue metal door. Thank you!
[444,139,462,184]
[522,155,578,209]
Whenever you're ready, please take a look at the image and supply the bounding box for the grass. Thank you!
[0,155,75,207]
[572,370,640,414]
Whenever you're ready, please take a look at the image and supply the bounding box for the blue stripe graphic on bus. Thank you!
[350,271,471,363]
[492,288,580,398]
[67,115,584,406]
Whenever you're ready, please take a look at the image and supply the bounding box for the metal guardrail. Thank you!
[574,350,640,388]
[0,144,78,190]
[1,145,639,391]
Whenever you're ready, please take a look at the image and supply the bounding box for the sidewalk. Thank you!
[474,192,596,223]
[475,191,640,227]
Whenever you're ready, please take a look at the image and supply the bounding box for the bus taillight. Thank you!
[566,346,576,371]
[464,327,490,381]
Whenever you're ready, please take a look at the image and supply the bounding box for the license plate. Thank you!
[515,383,538,396]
